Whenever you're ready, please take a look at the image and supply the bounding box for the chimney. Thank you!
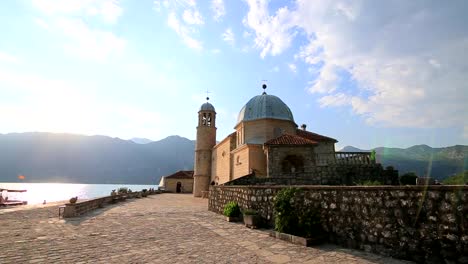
[301,124,307,131]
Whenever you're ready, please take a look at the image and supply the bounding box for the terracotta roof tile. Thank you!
[164,170,194,179]
[265,133,318,146]
[296,129,338,143]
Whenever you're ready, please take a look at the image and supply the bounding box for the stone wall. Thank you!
[164,178,194,193]
[266,145,316,177]
[209,185,468,263]
[224,164,398,186]
[63,191,159,218]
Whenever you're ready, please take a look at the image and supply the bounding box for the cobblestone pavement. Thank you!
[0,194,411,263]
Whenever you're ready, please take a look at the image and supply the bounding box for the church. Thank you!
[192,84,383,197]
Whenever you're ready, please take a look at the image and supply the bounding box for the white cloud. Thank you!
[244,0,468,129]
[32,0,123,24]
[222,28,235,45]
[31,0,125,61]
[211,0,225,21]
[287,63,297,73]
[0,69,165,139]
[0,52,20,64]
[243,0,295,58]
[318,93,349,107]
[99,0,123,23]
[167,12,203,50]
[182,9,204,25]
[429,59,441,69]
[34,18,50,30]
[56,18,126,61]
[155,1,204,50]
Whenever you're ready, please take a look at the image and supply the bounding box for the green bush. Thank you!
[118,187,128,194]
[443,171,468,185]
[400,172,418,185]
[359,180,382,186]
[223,201,241,217]
[274,188,322,238]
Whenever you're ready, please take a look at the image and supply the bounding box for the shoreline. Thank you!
[0,200,67,214]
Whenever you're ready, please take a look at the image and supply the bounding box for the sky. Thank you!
[0,0,467,150]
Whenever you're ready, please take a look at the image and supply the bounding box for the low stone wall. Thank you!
[209,185,468,263]
[224,164,398,186]
[62,190,161,218]
[63,196,112,217]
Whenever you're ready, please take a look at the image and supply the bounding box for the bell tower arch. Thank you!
[193,97,216,197]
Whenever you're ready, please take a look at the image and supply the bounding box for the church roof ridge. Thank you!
[164,170,194,179]
[264,133,318,146]
[296,129,338,143]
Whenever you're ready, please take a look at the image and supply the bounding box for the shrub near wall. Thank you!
[209,185,468,263]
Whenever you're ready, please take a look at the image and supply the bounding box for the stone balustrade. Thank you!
[315,152,373,166]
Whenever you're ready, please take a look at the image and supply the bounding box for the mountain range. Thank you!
[339,145,467,180]
[0,133,194,184]
[0,132,465,184]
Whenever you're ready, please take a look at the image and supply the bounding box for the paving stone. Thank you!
[0,194,411,263]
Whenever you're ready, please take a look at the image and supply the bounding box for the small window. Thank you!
[236,156,241,165]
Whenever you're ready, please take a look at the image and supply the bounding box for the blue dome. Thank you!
[200,102,215,112]
[237,93,294,124]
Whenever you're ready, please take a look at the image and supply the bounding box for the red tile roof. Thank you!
[296,129,338,143]
[264,133,318,146]
[164,170,194,179]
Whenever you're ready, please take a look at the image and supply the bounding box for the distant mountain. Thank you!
[0,133,195,184]
[130,137,153,144]
[1,132,464,184]
[340,146,367,152]
[339,145,467,180]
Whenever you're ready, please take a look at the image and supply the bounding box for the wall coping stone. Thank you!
[213,185,468,191]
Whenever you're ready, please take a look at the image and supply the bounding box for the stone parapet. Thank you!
[209,185,468,263]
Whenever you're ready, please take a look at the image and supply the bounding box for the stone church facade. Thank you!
[193,85,396,197]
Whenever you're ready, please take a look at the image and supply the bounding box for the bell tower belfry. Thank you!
[193,97,216,197]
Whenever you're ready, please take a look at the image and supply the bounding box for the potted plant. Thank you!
[223,201,241,222]
[110,190,119,203]
[243,209,261,229]
[142,189,148,197]
[69,196,78,204]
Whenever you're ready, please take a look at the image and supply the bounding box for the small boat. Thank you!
[0,188,28,206]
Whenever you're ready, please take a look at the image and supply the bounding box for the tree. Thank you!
[400,172,418,185]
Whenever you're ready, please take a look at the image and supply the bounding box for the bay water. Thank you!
[0,182,158,205]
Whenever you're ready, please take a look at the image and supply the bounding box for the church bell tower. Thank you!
[193,97,216,197]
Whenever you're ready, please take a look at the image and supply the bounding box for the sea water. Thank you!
[0,182,157,205]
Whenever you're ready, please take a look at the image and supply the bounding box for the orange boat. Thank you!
[0,188,27,206]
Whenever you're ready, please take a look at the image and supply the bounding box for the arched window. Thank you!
[281,155,304,174]
[202,113,207,126]
[207,113,212,126]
